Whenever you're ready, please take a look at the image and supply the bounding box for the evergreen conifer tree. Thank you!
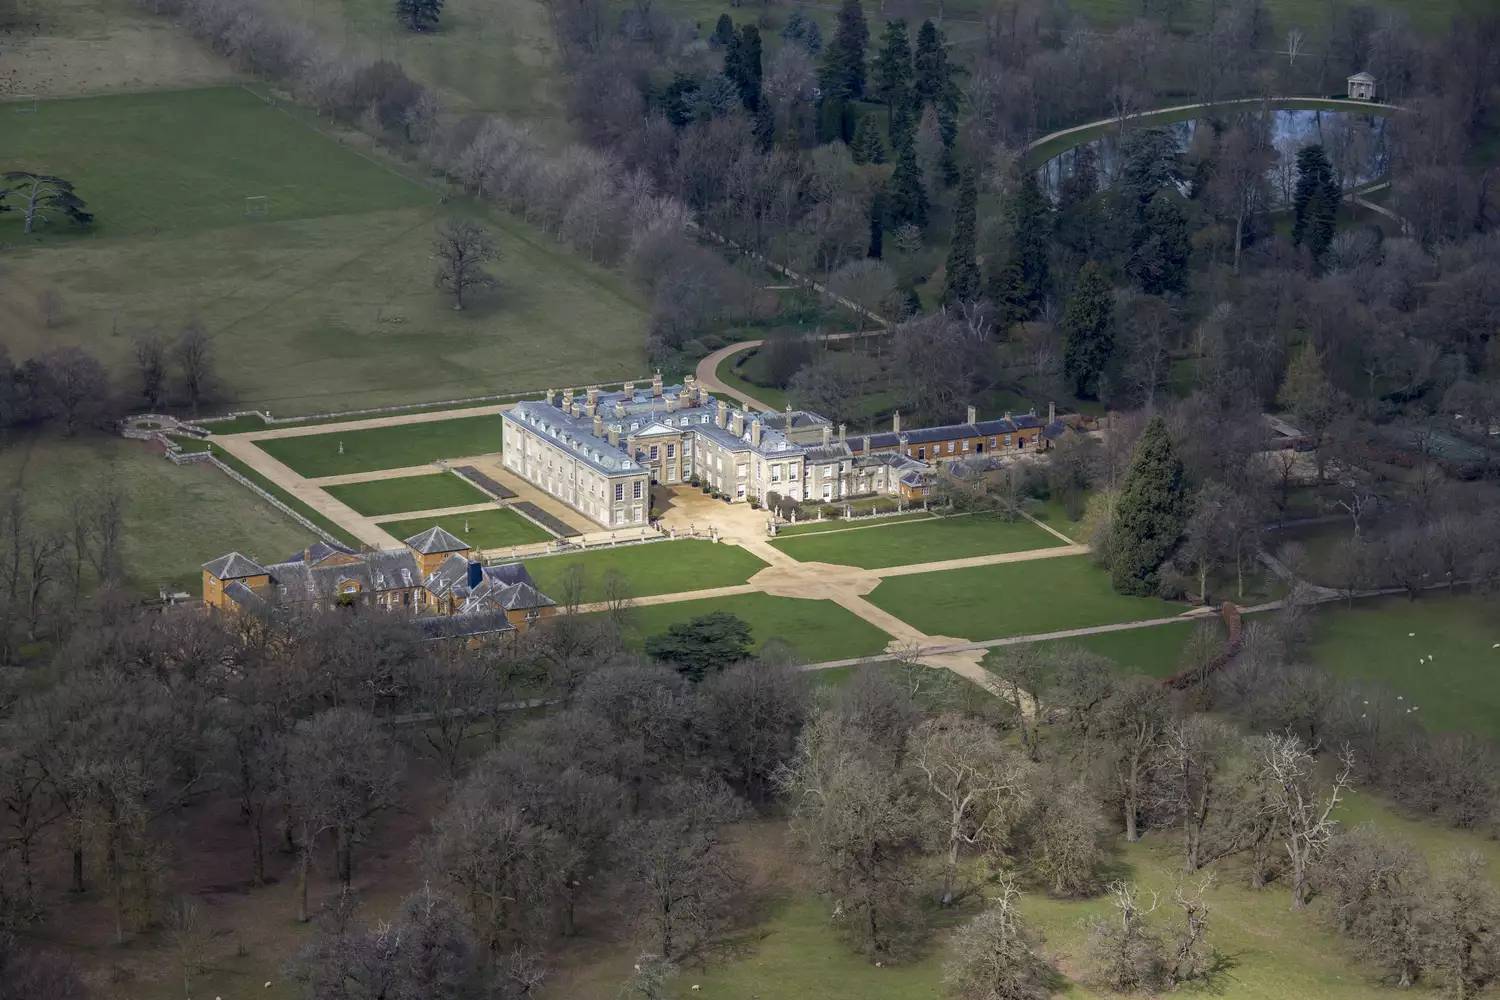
[987,257,1031,331]
[903,285,923,316]
[394,0,442,31]
[818,0,869,100]
[1001,167,1052,313]
[1126,193,1190,295]
[1292,144,1339,264]
[803,19,823,54]
[753,102,776,152]
[728,23,763,110]
[943,170,980,303]
[781,5,807,43]
[912,20,956,114]
[712,12,735,48]
[1109,415,1189,596]
[1061,261,1116,398]
[874,21,914,125]
[886,138,929,230]
[850,114,886,164]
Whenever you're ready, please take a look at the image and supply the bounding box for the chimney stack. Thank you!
[1004,411,1013,424]
[838,423,847,444]
[652,371,663,397]
[822,425,831,447]
[608,428,620,447]
[683,374,697,395]
[545,388,555,406]
[716,399,727,428]
[893,411,902,433]
[966,405,977,425]
[593,414,603,438]
[587,385,599,409]
[751,419,762,447]
[698,386,711,407]
[1048,400,1056,424]
[623,381,635,398]
[732,411,745,436]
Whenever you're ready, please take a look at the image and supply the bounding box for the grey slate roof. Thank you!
[281,540,359,565]
[202,552,267,580]
[506,400,647,477]
[264,548,423,601]
[484,563,538,588]
[803,443,853,464]
[425,553,473,598]
[415,610,516,641]
[849,413,1044,452]
[223,580,270,614]
[403,526,471,555]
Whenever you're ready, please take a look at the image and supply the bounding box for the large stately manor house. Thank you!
[501,374,1064,529]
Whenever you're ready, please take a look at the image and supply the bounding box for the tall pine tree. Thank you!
[725,23,763,110]
[873,21,913,130]
[943,170,980,303]
[994,166,1051,316]
[711,12,734,47]
[1126,192,1190,295]
[819,0,869,100]
[1109,415,1189,596]
[912,20,958,186]
[886,137,929,230]
[1061,261,1115,398]
[850,114,887,164]
[868,193,885,258]
[1292,144,1339,264]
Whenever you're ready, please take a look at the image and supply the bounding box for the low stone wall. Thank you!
[1162,602,1243,691]
[204,456,341,545]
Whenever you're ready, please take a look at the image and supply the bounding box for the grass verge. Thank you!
[211,450,362,550]
[380,508,553,549]
[620,593,892,663]
[771,514,1064,568]
[325,473,492,517]
[867,555,1183,642]
[526,539,768,603]
[256,414,503,477]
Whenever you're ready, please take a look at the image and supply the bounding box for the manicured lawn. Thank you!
[0,434,313,595]
[256,415,503,477]
[526,540,767,603]
[775,512,936,537]
[989,618,1224,680]
[1310,594,1500,741]
[867,556,1183,642]
[772,514,1064,569]
[0,88,433,240]
[716,348,789,411]
[380,508,552,549]
[324,473,491,517]
[625,593,892,663]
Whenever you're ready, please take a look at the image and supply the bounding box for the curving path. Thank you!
[1025,96,1400,155]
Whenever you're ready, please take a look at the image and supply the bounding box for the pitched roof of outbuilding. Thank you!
[403,526,471,555]
[202,552,267,580]
[1348,71,1376,82]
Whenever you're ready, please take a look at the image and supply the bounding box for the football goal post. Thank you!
[244,195,269,218]
[13,96,37,114]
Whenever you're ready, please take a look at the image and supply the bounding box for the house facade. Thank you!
[500,376,1066,526]
[201,527,557,637]
[1347,72,1376,101]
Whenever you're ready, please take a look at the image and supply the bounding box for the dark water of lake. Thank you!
[1039,109,1390,207]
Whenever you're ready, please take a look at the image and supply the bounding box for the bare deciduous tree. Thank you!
[942,877,1055,1000]
[172,323,218,417]
[910,716,1033,905]
[1259,734,1354,908]
[133,332,168,410]
[432,218,500,310]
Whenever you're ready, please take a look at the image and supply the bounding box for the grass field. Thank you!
[526,539,768,603]
[260,0,568,132]
[1,88,433,240]
[380,508,552,548]
[324,472,492,516]
[1310,594,1500,741]
[772,514,1065,568]
[0,434,311,594]
[623,593,892,663]
[254,415,503,477]
[868,556,1183,643]
[986,618,1225,679]
[0,87,648,415]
